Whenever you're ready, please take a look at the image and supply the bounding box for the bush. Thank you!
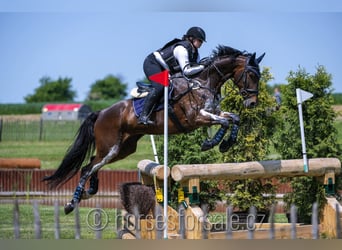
[273,65,341,221]
[283,176,326,224]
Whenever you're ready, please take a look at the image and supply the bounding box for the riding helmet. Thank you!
[186,27,206,42]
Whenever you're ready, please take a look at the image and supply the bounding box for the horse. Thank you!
[43,45,265,214]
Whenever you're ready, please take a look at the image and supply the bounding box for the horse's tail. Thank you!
[43,111,99,189]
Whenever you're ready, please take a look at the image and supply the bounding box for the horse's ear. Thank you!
[248,53,256,66]
[250,53,256,63]
[256,53,265,64]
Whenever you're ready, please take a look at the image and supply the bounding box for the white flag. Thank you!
[296,88,313,104]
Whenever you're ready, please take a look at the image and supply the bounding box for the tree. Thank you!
[25,76,76,103]
[219,67,278,213]
[87,75,127,101]
[273,66,339,159]
[220,67,277,162]
[273,65,341,223]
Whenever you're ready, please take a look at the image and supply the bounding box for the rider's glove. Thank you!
[199,57,212,67]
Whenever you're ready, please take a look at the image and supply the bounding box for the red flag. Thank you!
[149,70,169,87]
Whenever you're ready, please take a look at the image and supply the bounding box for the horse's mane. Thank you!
[211,45,247,59]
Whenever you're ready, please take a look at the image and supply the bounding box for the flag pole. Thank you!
[149,70,169,239]
[163,81,168,239]
[296,88,312,173]
[150,135,159,163]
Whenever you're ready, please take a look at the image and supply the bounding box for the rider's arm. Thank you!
[173,45,204,77]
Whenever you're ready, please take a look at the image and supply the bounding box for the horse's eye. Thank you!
[240,90,248,98]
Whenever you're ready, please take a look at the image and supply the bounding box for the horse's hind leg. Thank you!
[81,134,144,200]
[80,157,99,198]
[64,145,120,215]
[87,171,99,195]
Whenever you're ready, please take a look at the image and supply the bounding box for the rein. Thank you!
[211,55,260,99]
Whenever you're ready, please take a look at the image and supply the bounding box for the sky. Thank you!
[1,0,342,103]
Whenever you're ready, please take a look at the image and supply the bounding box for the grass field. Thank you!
[0,135,157,170]
[0,203,119,239]
[0,202,288,239]
[0,113,341,170]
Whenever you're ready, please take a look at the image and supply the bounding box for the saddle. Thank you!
[131,77,199,132]
[130,82,151,98]
[131,82,174,117]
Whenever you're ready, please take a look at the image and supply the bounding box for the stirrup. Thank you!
[138,116,154,125]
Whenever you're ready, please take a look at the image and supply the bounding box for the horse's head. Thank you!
[233,52,265,107]
[205,45,265,108]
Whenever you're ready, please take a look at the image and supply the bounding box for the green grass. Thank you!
[0,203,290,239]
[0,203,120,239]
[1,120,84,141]
[0,135,156,170]
[1,119,341,169]
[334,121,342,146]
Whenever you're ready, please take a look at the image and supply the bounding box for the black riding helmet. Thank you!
[185,26,206,42]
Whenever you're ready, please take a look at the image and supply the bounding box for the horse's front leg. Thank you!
[219,112,240,153]
[197,110,231,151]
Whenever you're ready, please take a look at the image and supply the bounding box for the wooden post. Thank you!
[13,199,20,239]
[74,203,81,239]
[33,200,41,239]
[54,200,60,239]
[171,158,341,182]
[137,160,170,203]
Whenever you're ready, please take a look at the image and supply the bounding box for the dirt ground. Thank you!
[333,105,342,120]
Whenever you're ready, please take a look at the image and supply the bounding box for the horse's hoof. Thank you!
[87,188,97,196]
[201,140,213,151]
[88,177,99,195]
[81,191,93,200]
[219,138,235,153]
[64,202,75,215]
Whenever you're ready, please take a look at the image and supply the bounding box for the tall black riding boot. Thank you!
[138,89,159,125]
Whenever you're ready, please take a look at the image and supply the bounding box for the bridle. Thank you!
[211,55,260,100]
[176,54,260,104]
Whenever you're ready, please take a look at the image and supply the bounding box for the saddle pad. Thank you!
[133,97,165,117]
[132,85,174,117]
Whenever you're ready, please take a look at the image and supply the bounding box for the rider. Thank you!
[138,26,209,125]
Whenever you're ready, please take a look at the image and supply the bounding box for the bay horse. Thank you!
[43,45,265,214]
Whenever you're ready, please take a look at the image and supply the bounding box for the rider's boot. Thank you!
[138,88,158,125]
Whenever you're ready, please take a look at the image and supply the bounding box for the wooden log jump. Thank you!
[0,158,41,169]
[137,159,171,204]
[171,158,341,182]
[137,159,169,180]
[132,157,342,239]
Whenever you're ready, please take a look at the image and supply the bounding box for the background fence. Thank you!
[0,169,138,196]
[3,199,341,239]
[0,119,81,141]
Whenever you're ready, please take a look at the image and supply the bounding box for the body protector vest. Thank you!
[157,39,199,74]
